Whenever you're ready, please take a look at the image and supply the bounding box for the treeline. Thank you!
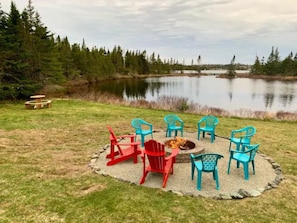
[251,47,297,76]
[0,1,181,100]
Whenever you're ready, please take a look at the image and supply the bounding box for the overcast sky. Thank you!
[2,0,297,65]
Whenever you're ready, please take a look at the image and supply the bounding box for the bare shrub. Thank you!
[68,92,297,121]
[276,111,297,121]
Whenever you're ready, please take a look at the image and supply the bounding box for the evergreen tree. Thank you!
[227,55,236,77]
[197,55,201,73]
[265,46,281,75]
[251,56,263,75]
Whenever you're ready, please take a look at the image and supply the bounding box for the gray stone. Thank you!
[230,192,244,199]
[172,191,183,196]
[249,189,262,197]
[103,144,110,150]
[256,187,266,193]
[272,162,281,169]
[268,181,278,188]
[219,193,232,200]
[238,189,251,197]
[91,154,99,159]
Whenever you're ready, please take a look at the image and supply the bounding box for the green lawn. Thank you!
[0,99,296,222]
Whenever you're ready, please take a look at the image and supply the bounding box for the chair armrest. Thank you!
[117,134,136,139]
[179,120,184,127]
[144,122,153,130]
[142,120,152,126]
[116,141,141,147]
[230,147,252,154]
[165,149,179,161]
[189,153,203,161]
[197,119,205,128]
[230,128,245,138]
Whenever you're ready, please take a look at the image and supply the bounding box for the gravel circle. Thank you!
[92,131,280,199]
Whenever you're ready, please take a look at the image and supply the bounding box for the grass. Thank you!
[0,99,297,222]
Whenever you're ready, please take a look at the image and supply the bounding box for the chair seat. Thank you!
[233,153,250,162]
[230,138,250,145]
[170,126,182,130]
[140,129,153,135]
[199,126,213,132]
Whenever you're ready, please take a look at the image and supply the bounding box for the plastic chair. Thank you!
[227,144,260,180]
[131,118,153,147]
[106,126,141,166]
[197,116,219,143]
[190,153,224,190]
[229,126,256,151]
[140,139,179,188]
[164,114,184,137]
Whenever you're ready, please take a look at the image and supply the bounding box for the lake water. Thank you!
[78,75,297,114]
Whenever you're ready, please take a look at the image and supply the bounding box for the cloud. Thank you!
[2,0,297,64]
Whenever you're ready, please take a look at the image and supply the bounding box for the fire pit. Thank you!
[164,137,196,150]
[164,137,204,163]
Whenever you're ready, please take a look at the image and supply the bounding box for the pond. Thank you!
[71,75,297,114]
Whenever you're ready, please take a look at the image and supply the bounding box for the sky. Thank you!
[2,0,297,65]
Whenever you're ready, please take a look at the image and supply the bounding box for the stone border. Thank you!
[89,143,284,200]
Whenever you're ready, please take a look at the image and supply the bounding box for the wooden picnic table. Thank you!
[25,95,52,109]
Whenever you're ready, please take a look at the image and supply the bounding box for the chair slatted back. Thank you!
[107,126,123,155]
[243,126,256,141]
[165,115,176,127]
[201,154,223,172]
[144,140,166,172]
[131,118,142,134]
[204,116,218,128]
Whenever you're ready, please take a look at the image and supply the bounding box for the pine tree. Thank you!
[227,55,236,77]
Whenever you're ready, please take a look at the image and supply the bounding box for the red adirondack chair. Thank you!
[140,139,179,188]
[106,126,141,166]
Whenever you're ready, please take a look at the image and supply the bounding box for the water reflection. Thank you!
[72,76,297,113]
[227,79,233,101]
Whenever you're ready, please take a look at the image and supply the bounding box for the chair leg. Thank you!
[252,160,255,174]
[243,163,249,180]
[141,135,145,147]
[227,157,232,174]
[197,130,200,140]
[214,169,220,190]
[140,170,149,185]
[211,132,214,143]
[197,170,202,190]
[191,163,195,180]
[181,129,183,137]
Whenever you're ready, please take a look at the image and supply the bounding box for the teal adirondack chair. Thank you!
[190,153,224,190]
[197,116,219,143]
[227,144,260,180]
[131,118,153,147]
[164,114,184,137]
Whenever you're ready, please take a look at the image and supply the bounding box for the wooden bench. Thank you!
[25,100,52,109]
